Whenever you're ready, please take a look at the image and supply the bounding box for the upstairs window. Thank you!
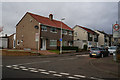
[74,32,77,37]
[69,31,72,36]
[50,27,57,33]
[41,26,47,31]
[62,30,67,35]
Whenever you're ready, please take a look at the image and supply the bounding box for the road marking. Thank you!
[68,76,80,79]
[38,69,46,71]
[12,65,18,67]
[90,77,102,80]
[74,75,86,78]
[48,71,57,73]
[60,72,70,75]
[19,66,26,69]
[22,69,29,71]
[53,74,62,77]
[40,72,50,74]
[28,68,36,70]
[6,66,12,68]
[30,70,39,72]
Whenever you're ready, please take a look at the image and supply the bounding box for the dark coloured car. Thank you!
[89,47,109,58]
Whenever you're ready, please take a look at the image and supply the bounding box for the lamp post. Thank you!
[38,23,41,52]
[60,18,65,54]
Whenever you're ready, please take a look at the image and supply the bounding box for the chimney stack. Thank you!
[49,14,53,21]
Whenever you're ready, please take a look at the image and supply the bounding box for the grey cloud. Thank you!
[2,2,118,35]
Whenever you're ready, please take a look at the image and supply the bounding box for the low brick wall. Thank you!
[1,50,39,56]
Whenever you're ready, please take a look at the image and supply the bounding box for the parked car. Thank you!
[108,46,117,55]
[89,47,109,58]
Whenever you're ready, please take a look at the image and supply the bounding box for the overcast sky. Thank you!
[1,1,119,36]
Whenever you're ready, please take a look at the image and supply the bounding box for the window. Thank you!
[94,35,97,38]
[63,41,67,46]
[50,27,57,33]
[50,40,57,46]
[17,40,20,45]
[62,30,67,35]
[74,32,77,36]
[41,26,47,31]
[90,33,92,37]
[69,41,73,46]
[69,31,72,35]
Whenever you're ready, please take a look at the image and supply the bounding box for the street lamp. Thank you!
[38,23,41,51]
[60,18,65,54]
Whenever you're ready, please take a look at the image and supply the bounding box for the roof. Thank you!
[76,25,98,35]
[97,30,109,36]
[27,12,73,31]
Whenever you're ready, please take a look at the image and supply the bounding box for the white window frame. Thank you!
[62,30,67,35]
[69,31,72,36]
[50,27,57,33]
[41,26,47,31]
[17,40,20,45]
[50,40,57,46]
[89,33,92,37]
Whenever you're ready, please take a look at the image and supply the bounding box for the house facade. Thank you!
[0,34,8,48]
[16,12,73,50]
[73,25,99,49]
[8,33,16,49]
[95,30,110,47]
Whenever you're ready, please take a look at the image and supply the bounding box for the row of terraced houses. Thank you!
[7,12,116,50]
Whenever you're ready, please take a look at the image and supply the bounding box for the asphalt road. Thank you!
[1,53,119,80]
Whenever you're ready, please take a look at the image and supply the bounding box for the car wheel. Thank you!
[101,54,104,58]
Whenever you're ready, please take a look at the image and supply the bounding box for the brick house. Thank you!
[8,33,16,49]
[16,12,73,50]
[73,25,99,49]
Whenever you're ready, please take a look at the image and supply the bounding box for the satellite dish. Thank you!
[34,25,39,29]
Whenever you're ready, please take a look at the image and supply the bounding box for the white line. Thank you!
[68,76,80,79]
[30,70,39,72]
[22,69,29,71]
[12,65,18,67]
[48,71,57,73]
[74,75,86,78]
[90,77,102,80]
[28,68,36,70]
[19,66,26,69]
[6,66,12,68]
[40,72,50,74]
[53,74,62,77]
[38,69,46,71]
[60,72,70,75]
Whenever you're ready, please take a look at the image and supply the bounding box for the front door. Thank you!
[41,39,46,50]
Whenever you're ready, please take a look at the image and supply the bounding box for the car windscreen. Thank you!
[109,47,116,49]
[91,48,99,50]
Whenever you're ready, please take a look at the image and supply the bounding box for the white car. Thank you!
[108,46,117,55]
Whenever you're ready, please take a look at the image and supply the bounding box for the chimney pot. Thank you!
[49,14,53,21]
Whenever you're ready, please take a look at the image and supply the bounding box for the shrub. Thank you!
[57,46,79,52]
